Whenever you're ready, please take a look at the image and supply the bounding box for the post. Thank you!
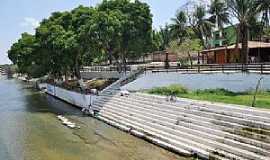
[261,64,263,74]
[252,77,263,107]
[164,51,170,69]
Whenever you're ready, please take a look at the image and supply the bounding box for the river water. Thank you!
[0,77,189,160]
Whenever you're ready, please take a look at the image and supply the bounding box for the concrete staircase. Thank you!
[92,92,270,160]
[99,69,144,96]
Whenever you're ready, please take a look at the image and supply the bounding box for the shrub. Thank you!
[148,84,188,96]
[195,88,237,96]
[86,79,116,90]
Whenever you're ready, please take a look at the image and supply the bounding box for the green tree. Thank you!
[190,6,214,49]
[151,30,163,52]
[226,0,262,63]
[71,6,96,78]
[9,1,154,77]
[260,0,270,27]
[249,17,264,41]
[169,38,202,67]
[81,9,125,65]
[36,7,95,79]
[160,25,172,50]
[170,11,187,44]
[209,0,229,30]
[97,0,153,70]
[36,13,73,79]
[8,33,46,77]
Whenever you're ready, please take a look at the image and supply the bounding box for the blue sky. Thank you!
[0,0,188,65]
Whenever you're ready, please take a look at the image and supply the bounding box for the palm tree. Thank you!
[226,0,262,64]
[160,25,171,50]
[190,6,214,49]
[260,0,270,27]
[209,0,230,30]
[170,11,187,44]
[151,30,163,52]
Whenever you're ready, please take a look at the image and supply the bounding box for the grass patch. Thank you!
[147,85,270,109]
[148,84,188,95]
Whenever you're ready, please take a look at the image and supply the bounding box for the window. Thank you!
[215,33,220,39]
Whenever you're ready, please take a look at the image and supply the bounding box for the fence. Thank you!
[145,63,270,74]
[81,66,131,72]
[81,63,270,74]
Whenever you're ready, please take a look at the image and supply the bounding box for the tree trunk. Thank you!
[241,25,249,64]
[188,51,193,68]
[165,51,169,69]
[121,51,127,73]
[109,51,113,65]
[108,46,113,65]
[64,72,68,82]
[75,55,81,79]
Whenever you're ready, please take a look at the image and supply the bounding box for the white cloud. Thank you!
[20,17,40,28]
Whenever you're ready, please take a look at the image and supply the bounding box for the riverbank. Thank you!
[147,84,270,109]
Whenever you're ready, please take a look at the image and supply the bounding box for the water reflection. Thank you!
[0,79,189,160]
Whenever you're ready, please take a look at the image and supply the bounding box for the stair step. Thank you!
[209,149,247,160]
[99,110,212,159]
[92,92,270,160]
[130,94,270,127]
[135,93,270,118]
[112,95,270,134]
[95,97,270,150]
[97,114,192,157]
[96,105,254,160]
[94,103,269,160]
[97,96,270,144]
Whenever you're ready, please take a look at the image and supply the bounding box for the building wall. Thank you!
[203,48,241,64]
[216,50,226,64]
[210,26,237,48]
[152,51,178,62]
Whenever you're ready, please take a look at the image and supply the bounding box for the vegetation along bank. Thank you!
[147,84,270,109]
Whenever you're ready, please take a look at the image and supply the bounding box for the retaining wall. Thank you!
[46,84,96,108]
[81,71,121,79]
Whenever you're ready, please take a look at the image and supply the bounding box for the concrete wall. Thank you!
[38,83,47,90]
[46,84,96,108]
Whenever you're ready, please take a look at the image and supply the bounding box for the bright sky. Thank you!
[0,0,189,65]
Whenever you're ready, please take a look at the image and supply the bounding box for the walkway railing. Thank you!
[81,66,131,72]
[145,63,270,74]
